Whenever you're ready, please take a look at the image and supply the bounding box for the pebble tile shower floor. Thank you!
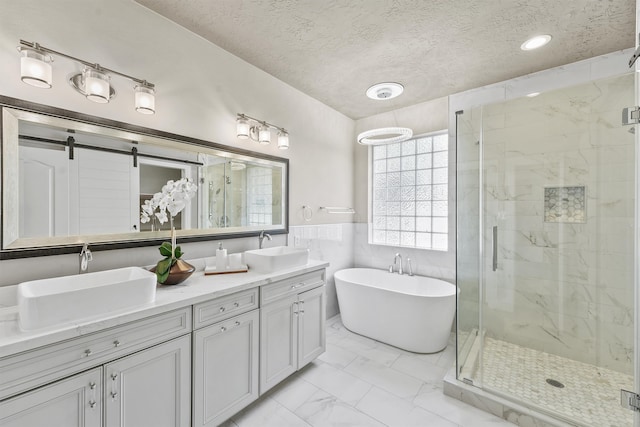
[482,337,633,427]
[221,315,515,427]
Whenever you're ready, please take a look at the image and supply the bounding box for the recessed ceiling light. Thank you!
[366,82,404,100]
[526,92,540,97]
[521,35,552,51]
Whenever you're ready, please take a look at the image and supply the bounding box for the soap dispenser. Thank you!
[216,242,228,271]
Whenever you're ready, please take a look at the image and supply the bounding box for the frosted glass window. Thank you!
[370,131,448,250]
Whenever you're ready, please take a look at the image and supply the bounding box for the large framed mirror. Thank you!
[1,97,288,259]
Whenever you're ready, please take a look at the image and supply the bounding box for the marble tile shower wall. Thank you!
[481,74,635,374]
[289,224,356,318]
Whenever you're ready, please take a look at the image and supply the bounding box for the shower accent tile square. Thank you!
[544,186,585,223]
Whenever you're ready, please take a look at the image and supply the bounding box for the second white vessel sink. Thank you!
[17,267,157,331]
[244,246,309,273]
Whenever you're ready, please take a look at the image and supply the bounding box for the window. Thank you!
[370,131,448,250]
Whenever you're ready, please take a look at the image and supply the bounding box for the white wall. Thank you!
[0,0,355,287]
[353,96,455,281]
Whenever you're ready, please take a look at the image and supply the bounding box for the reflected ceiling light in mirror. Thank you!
[236,113,289,149]
[366,82,404,100]
[18,45,52,88]
[520,35,552,51]
[17,40,155,113]
[357,127,413,145]
[526,92,541,97]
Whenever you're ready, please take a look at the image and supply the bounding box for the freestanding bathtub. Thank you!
[334,268,458,353]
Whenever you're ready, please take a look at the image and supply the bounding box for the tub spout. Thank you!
[394,253,403,275]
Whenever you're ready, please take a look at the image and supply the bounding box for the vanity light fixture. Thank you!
[18,44,53,88]
[520,35,552,51]
[17,40,156,114]
[236,113,289,150]
[357,127,413,145]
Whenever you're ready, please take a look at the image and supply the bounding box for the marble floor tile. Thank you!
[392,353,450,383]
[268,375,320,412]
[344,355,424,400]
[231,396,311,427]
[295,389,387,427]
[356,385,458,427]
[298,360,372,405]
[317,341,359,369]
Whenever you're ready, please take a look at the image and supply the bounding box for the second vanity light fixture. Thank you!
[17,40,156,114]
[236,113,289,149]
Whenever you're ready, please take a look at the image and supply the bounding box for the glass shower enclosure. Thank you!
[456,72,636,427]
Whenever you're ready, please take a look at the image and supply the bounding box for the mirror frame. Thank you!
[0,95,289,260]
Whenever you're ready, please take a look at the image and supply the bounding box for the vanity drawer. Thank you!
[193,288,259,329]
[260,270,325,305]
[0,307,191,400]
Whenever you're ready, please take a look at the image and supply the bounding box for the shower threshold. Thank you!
[446,336,633,427]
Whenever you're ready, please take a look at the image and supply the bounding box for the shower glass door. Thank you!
[457,72,636,427]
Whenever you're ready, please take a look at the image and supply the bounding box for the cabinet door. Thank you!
[0,367,102,427]
[105,335,191,427]
[298,286,326,368]
[193,309,259,426]
[259,294,298,393]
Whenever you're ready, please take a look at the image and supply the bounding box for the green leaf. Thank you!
[156,257,172,275]
[158,242,173,257]
[174,245,183,259]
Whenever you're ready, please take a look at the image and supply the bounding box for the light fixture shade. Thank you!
[134,85,155,114]
[83,68,111,103]
[357,127,413,145]
[236,116,250,139]
[277,130,289,149]
[19,48,52,88]
[258,123,271,144]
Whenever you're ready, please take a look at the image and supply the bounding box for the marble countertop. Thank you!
[0,258,329,358]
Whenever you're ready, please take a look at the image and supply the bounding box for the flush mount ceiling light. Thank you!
[236,113,289,150]
[18,40,156,114]
[366,82,404,100]
[520,35,552,51]
[357,127,413,145]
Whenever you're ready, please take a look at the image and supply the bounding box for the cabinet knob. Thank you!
[89,382,96,390]
[234,302,239,308]
[235,321,240,326]
[113,340,121,347]
[220,326,227,332]
[84,349,92,357]
[219,306,226,312]
[111,391,118,399]
[89,400,96,408]
[111,373,118,381]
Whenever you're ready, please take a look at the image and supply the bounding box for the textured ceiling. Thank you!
[135,0,635,119]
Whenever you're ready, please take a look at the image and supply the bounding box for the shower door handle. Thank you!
[492,226,498,271]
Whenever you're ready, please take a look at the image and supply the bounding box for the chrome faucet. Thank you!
[393,253,403,275]
[258,230,272,249]
[79,243,93,273]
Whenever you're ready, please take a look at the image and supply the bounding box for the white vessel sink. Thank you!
[244,246,309,273]
[18,267,157,331]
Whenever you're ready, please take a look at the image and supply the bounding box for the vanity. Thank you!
[0,261,328,427]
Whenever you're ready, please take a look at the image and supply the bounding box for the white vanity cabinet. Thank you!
[0,308,192,427]
[104,335,191,427]
[260,270,326,393]
[192,288,260,427]
[0,367,103,427]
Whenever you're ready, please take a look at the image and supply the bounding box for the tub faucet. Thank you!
[394,253,403,275]
[79,243,93,273]
[258,230,272,249]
